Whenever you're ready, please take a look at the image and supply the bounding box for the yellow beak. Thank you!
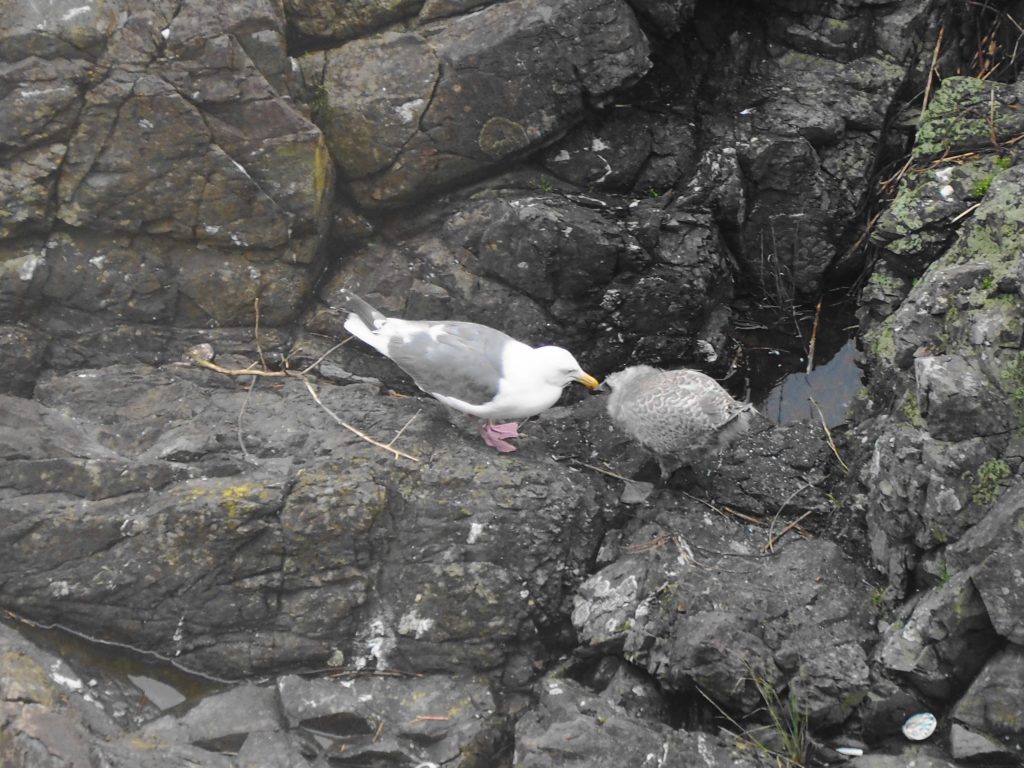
[576,372,601,390]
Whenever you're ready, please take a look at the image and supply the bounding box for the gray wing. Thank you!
[387,321,513,406]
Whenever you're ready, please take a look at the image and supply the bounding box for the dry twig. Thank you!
[299,378,419,462]
[808,397,849,474]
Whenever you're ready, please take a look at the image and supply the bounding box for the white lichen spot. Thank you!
[50,662,83,691]
[49,580,71,597]
[173,615,186,644]
[204,225,221,235]
[551,149,571,162]
[396,98,425,123]
[161,28,170,39]
[934,166,954,183]
[138,118,153,129]
[591,138,610,152]
[397,609,434,638]
[939,184,955,200]
[467,521,484,544]
[62,6,91,21]
[248,266,261,280]
[89,255,106,269]
[17,253,44,281]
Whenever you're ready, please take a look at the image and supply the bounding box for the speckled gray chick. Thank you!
[603,365,757,477]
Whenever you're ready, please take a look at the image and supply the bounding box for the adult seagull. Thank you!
[333,289,600,452]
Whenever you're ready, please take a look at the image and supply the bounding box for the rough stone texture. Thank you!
[947,482,1024,646]
[950,646,1024,762]
[2,0,334,386]
[874,571,1000,700]
[307,0,651,208]
[571,500,875,727]
[277,674,500,766]
[0,622,232,768]
[3,2,1022,767]
[318,193,736,377]
[0,363,607,679]
[856,84,1024,593]
[514,677,775,767]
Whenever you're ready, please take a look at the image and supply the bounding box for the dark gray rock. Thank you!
[0,622,232,768]
[285,0,423,42]
[948,483,1024,646]
[141,683,284,751]
[307,0,650,207]
[949,722,1017,764]
[572,503,875,727]
[278,674,498,766]
[874,571,999,700]
[514,676,775,767]
[321,192,735,378]
[0,325,47,396]
[0,362,607,678]
[950,645,1024,762]
[847,745,961,768]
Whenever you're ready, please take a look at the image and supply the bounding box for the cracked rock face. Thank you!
[5,0,1024,766]
[305,0,651,208]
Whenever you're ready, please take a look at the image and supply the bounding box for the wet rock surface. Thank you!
[4,0,1024,766]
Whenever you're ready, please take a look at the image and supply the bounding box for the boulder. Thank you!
[514,676,775,767]
[0,362,607,678]
[572,501,875,727]
[949,645,1024,763]
[307,0,651,207]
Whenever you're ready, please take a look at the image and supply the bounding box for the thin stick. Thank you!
[572,459,632,482]
[299,338,351,375]
[766,481,814,552]
[413,715,450,722]
[387,410,421,448]
[187,355,290,378]
[765,508,817,552]
[253,297,268,371]
[694,686,796,766]
[951,202,982,224]
[805,298,823,374]
[808,397,849,474]
[238,375,257,462]
[302,378,420,462]
[922,25,945,114]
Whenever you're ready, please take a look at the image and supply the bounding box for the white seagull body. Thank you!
[335,289,600,451]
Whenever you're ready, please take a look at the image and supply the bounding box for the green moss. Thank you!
[972,175,994,198]
[868,321,897,364]
[971,458,1012,506]
[900,392,924,428]
[529,176,554,193]
[914,77,1013,159]
[996,155,1014,170]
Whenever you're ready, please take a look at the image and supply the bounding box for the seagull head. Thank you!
[534,346,600,390]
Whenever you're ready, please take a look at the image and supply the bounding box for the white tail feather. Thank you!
[344,314,390,356]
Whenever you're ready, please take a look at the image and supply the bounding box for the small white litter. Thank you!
[902,712,937,741]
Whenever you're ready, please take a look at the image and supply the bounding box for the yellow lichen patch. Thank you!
[0,650,57,706]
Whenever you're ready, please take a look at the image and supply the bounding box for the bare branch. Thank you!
[302,378,420,463]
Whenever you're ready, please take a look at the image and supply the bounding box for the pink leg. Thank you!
[479,419,520,452]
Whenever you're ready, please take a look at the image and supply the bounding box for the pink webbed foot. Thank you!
[480,419,520,452]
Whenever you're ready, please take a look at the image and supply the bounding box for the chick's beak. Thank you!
[576,372,601,390]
